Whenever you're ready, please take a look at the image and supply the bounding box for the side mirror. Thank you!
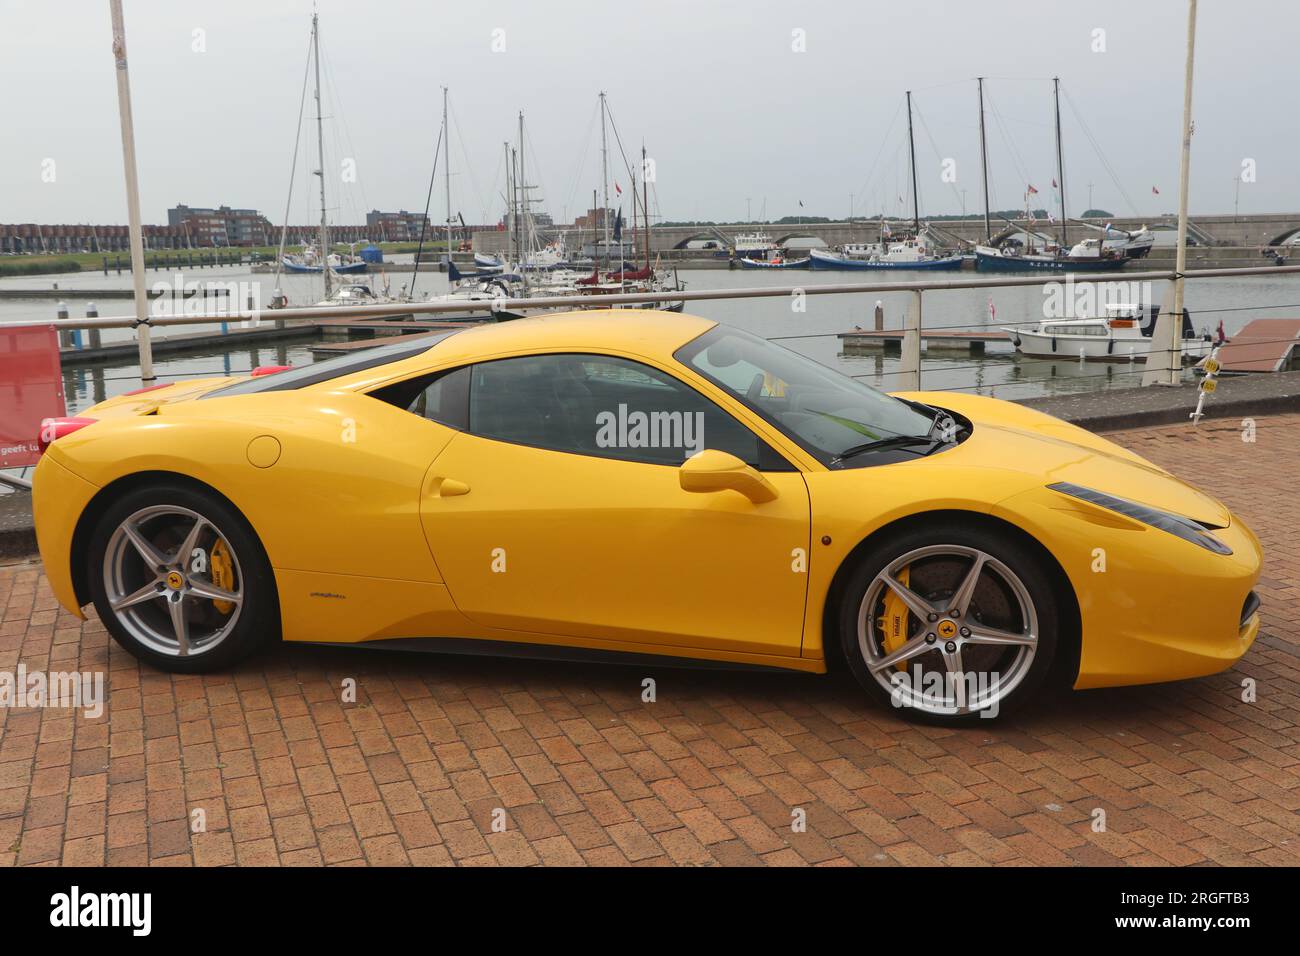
[679,449,778,504]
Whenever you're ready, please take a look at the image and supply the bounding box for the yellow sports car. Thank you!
[31,311,1261,722]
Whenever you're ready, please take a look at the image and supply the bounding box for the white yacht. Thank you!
[1005,303,1212,362]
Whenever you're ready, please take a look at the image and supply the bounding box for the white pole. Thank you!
[1143,0,1198,387]
[1169,0,1198,382]
[108,0,153,383]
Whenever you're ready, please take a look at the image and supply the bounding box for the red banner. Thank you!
[0,324,66,468]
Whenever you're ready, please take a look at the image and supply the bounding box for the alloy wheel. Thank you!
[102,505,245,658]
[856,544,1038,716]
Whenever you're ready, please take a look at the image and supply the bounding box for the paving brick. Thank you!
[3,414,1298,866]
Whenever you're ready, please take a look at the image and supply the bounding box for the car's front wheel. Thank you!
[87,483,278,672]
[838,523,1060,723]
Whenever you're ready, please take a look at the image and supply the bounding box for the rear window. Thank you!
[199,330,460,399]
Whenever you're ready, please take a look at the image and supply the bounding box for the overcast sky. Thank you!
[1,0,1295,227]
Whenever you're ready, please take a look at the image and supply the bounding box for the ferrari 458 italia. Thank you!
[31,311,1262,722]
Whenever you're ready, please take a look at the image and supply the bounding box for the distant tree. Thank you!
[1078,209,1115,219]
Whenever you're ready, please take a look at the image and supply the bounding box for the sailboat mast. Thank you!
[512,114,522,267]
[1053,77,1067,249]
[906,91,920,234]
[642,144,650,272]
[977,77,991,244]
[599,91,610,271]
[503,141,512,263]
[311,12,331,298]
[443,87,452,264]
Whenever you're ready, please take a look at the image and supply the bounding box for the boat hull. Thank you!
[738,257,810,269]
[976,250,1129,272]
[1005,328,1212,362]
[809,249,963,271]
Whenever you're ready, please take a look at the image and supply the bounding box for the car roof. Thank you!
[428,310,717,364]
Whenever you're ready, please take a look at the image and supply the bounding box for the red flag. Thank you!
[988,297,996,321]
[614,182,622,196]
[1026,184,1039,195]
[1051,178,1058,189]
[1152,185,1160,195]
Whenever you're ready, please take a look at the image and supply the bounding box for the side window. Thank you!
[467,353,789,469]
[368,365,470,430]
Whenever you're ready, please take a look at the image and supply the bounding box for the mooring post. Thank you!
[874,299,884,332]
[87,302,101,350]
[56,301,71,349]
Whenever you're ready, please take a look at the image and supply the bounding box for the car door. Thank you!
[418,351,811,658]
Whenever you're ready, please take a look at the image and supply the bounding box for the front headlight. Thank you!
[1048,481,1233,555]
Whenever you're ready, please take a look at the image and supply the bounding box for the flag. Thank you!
[1027,184,1039,195]
[798,200,804,208]
[882,221,892,238]
[1152,185,1160,196]
[1215,319,1228,345]
[614,182,622,196]
[1048,213,1056,224]
[988,297,996,321]
[612,208,623,240]
[1051,178,1058,189]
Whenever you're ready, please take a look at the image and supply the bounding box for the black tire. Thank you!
[86,482,279,673]
[837,522,1059,725]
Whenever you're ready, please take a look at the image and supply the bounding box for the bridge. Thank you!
[472,212,1300,257]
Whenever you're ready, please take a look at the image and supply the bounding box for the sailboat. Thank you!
[974,78,1129,273]
[811,92,961,271]
[274,14,366,286]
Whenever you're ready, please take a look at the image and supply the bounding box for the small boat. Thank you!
[809,247,962,271]
[732,231,778,261]
[738,254,810,269]
[1004,303,1212,362]
[281,248,368,274]
[474,252,504,270]
[975,244,1129,273]
[315,281,401,307]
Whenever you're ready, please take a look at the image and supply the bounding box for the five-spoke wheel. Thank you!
[839,525,1059,722]
[88,484,277,671]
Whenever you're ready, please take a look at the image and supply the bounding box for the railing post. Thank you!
[898,289,922,391]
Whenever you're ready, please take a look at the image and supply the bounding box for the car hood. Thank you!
[896,391,1232,528]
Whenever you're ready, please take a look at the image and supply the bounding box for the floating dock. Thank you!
[1217,319,1300,372]
[838,328,1009,354]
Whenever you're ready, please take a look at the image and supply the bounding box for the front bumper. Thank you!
[993,490,1262,690]
[31,452,101,619]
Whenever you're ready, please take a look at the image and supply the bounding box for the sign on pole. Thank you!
[0,324,66,468]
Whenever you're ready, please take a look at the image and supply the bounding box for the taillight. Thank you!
[251,365,293,377]
[38,417,97,454]
[122,383,170,397]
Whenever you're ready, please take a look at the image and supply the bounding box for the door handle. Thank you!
[430,477,471,497]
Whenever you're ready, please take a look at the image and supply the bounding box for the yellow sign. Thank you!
[1201,379,1217,393]
[1203,358,1220,374]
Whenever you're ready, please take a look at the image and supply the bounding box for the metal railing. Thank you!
[3,262,1300,395]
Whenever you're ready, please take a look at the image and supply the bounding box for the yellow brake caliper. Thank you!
[876,566,911,670]
[210,539,235,615]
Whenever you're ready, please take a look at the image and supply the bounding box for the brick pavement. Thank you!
[1,414,1297,866]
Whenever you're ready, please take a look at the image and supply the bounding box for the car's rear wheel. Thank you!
[838,524,1059,723]
[87,483,278,672]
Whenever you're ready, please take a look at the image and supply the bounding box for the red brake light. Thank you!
[122,383,170,397]
[251,365,294,377]
[38,417,97,454]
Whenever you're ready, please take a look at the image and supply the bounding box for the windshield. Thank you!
[675,326,937,464]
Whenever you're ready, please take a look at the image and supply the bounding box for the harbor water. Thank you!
[2,261,1298,414]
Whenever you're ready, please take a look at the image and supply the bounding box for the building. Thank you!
[366,210,433,242]
[166,204,274,247]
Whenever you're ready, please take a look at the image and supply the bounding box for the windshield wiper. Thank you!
[832,435,940,463]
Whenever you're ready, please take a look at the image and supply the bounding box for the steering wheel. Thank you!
[746,372,767,402]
